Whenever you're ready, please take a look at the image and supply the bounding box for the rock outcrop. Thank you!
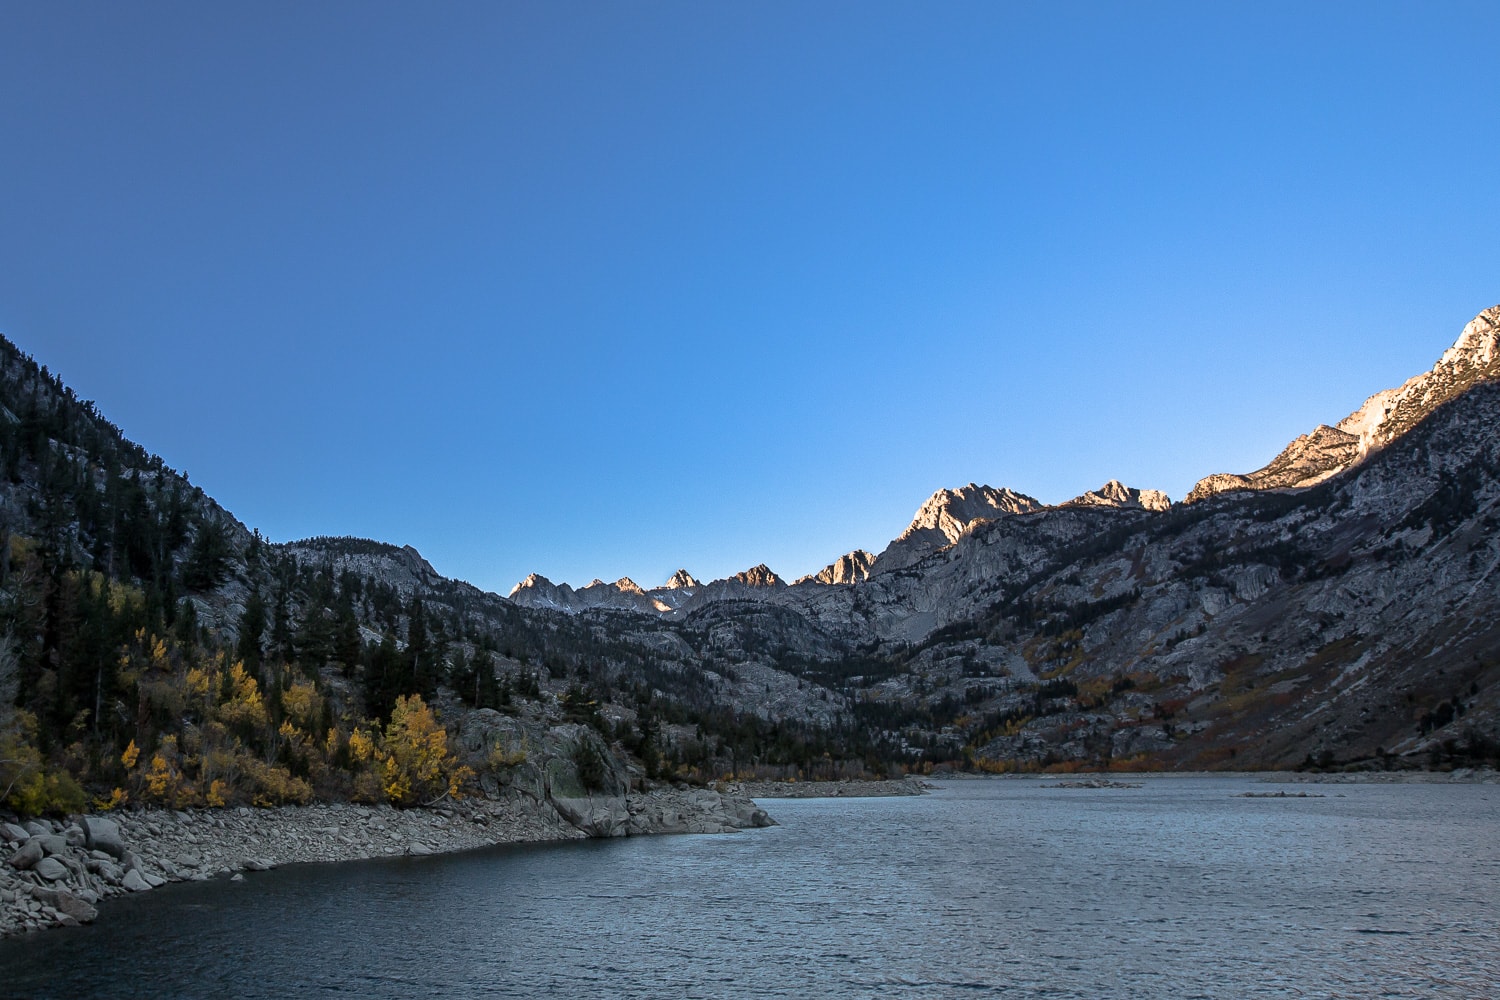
[662,569,701,590]
[871,484,1043,576]
[1188,304,1500,503]
[798,550,876,585]
[1064,480,1172,511]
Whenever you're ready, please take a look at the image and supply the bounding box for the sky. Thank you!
[2,2,1498,595]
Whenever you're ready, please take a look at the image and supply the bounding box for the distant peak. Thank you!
[663,569,701,590]
[509,572,551,597]
[801,549,876,585]
[733,564,784,587]
[904,483,1043,543]
[614,577,644,595]
[1066,481,1171,512]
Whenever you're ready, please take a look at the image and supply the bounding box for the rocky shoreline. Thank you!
[1,784,773,939]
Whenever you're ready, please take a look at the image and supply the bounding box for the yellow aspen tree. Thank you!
[376,694,472,806]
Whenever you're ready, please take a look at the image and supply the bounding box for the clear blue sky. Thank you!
[2,2,1498,593]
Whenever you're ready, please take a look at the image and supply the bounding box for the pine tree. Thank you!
[237,590,266,670]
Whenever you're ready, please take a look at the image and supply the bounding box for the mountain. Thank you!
[0,335,872,821]
[797,550,876,585]
[870,484,1044,576]
[2,302,1497,810]
[493,305,1500,772]
[731,564,783,588]
[1064,480,1172,511]
[1187,304,1500,503]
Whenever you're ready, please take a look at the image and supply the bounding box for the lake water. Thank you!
[1,776,1496,998]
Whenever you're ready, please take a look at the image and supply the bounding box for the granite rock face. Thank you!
[1188,304,1500,503]
[799,550,876,585]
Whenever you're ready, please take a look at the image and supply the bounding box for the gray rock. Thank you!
[6,839,43,870]
[551,793,630,837]
[121,869,151,892]
[34,834,68,857]
[22,820,51,837]
[82,816,127,859]
[229,873,245,882]
[29,886,97,923]
[0,822,29,844]
[33,857,69,881]
[63,825,87,848]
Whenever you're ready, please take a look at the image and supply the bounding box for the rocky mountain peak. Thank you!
[869,483,1043,577]
[662,569,701,590]
[1066,480,1171,512]
[733,564,784,588]
[1188,304,1500,504]
[509,573,552,597]
[903,483,1043,544]
[1437,304,1500,370]
[799,549,876,585]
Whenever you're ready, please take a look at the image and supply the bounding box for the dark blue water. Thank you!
[1,777,1496,998]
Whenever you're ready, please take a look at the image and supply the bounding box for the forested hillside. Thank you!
[0,336,886,817]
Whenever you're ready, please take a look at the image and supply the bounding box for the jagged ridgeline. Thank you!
[3,305,1500,818]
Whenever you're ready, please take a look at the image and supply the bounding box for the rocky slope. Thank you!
[492,305,1500,771]
[1187,304,1500,502]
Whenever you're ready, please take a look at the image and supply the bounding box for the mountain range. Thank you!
[1,304,1496,803]
[498,304,1500,768]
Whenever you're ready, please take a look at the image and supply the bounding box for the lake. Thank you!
[1,776,1496,998]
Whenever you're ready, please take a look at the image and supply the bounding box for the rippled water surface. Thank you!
[1,777,1496,998]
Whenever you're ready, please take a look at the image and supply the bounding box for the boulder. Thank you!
[64,824,87,848]
[34,834,69,857]
[29,885,97,923]
[121,869,151,892]
[550,793,631,837]
[6,839,43,870]
[0,822,30,844]
[82,816,127,859]
[23,820,51,837]
[33,856,69,881]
